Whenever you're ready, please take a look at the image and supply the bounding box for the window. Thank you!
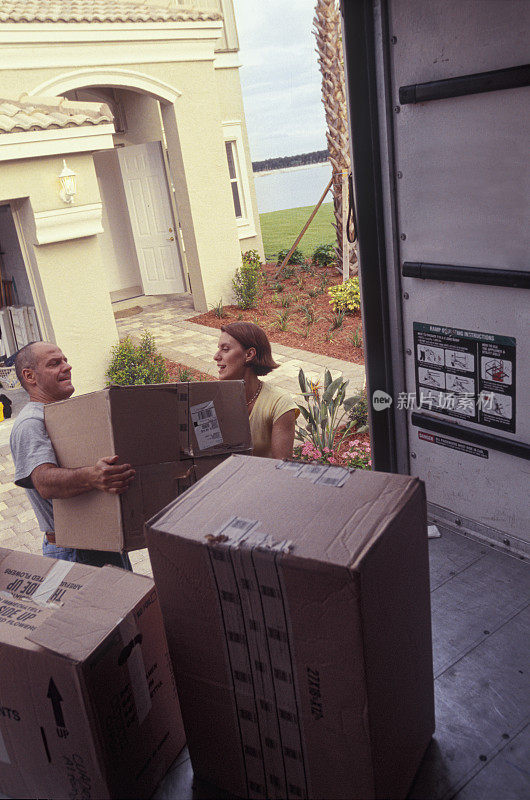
[225,140,244,219]
[222,121,256,239]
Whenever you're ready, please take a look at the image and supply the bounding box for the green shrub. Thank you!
[279,265,296,280]
[232,250,262,309]
[106,331,168,386]
[276,248,305,266]
[329,308,347,330]
[242,249,261,267]
[211,298,226,318]
[312,243,336,267]
[328,277,361,313]
[176,366,194,381]
[298,304,315,325]
[350,327,363,348]
[274,310,291,331]
[344,390,369,432]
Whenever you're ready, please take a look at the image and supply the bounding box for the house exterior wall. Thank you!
[157,58,243,308]
[215,64,264,259]
[0,64,253,310]
[0,10,264,318]
[0,155,118,393]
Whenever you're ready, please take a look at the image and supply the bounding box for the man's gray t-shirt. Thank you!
[10,401,57,533]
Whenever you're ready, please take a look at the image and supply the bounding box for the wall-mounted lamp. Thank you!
[58,159,77,204]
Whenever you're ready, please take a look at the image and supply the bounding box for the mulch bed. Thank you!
[167,268,369,460]
[188,261,364,363]
[163,359,214,382]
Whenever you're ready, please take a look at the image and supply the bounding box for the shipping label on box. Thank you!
[0,548,185,800]
[179,381,251,458]
[146,455,434,800]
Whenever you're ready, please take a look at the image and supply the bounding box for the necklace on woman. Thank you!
[246,381,262,406]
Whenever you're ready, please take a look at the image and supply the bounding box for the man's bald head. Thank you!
[14,342,42,390]
[14,342,74,402]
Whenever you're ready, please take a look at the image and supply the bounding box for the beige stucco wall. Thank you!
[215,66,264,260]
[156,58,245,309]
[0,155,119,393]
[0,62,247,310]
[0,17,264,312]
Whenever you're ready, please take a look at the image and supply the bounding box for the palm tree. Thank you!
[313,0,357,274]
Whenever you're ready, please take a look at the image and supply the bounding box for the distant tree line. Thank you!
[252,149,329,173]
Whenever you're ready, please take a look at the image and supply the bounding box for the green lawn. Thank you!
[259,201,334,261]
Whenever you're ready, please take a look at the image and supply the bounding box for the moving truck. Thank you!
[338,1,529,797]
[341,0,528,554]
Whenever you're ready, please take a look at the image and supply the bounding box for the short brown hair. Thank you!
[14,342,40,390]
[221,322,279,376]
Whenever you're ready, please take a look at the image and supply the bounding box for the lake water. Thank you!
[253,161,333,213]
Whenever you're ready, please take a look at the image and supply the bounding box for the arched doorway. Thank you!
[30,72,188,303]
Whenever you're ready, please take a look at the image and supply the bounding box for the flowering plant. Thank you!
[342,439,372,469]
[294,440,341,465]
[293,437,372,470]
[327,277,361,313]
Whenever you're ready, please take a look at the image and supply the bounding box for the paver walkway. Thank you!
[114,293,366,397]
[0,293,365,578]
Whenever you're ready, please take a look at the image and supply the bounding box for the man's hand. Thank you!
[89,455,136,494]
[31,457,135,499]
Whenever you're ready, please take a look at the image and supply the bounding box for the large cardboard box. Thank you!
[179,381,253,459]
[45,382,250,551]
[146,455,435,800]
[0,548,185,800]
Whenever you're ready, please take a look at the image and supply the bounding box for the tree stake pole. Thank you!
[342,169,349,282]
[273,175,333,279]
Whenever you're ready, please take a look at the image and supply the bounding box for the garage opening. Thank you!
[0,203,42,420]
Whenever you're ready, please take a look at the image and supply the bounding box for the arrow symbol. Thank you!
[47,678,65,728]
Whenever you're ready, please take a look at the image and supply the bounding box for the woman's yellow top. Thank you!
[249,381,300,458]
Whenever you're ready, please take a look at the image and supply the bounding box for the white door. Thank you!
[117,141,186,295]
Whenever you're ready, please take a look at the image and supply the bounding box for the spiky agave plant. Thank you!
[296,367,355,452]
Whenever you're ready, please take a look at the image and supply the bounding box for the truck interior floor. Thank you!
[151,528,529,800]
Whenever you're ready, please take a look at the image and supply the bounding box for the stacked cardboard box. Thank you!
[45,381,251,552]
[146,454,435,800]
[0,548,185,799]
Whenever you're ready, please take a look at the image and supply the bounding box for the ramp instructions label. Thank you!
[413,323,516,433]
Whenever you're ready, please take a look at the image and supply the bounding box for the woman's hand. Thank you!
[270,410,297,459]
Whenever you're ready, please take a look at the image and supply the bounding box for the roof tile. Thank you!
[0,94,114,133]
[0,2,222,24]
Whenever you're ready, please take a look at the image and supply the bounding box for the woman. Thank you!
[214,322,299,459]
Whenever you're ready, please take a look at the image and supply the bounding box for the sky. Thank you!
[232,0,328,162]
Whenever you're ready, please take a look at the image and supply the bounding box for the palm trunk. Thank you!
[313,0,357,274]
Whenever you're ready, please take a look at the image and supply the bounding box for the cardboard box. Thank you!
[146,455,435,800]
[0,548,185,800]
[45,382,250,551]
[180,381,252,459]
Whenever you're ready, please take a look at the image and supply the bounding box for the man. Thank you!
[10,341,135,568]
